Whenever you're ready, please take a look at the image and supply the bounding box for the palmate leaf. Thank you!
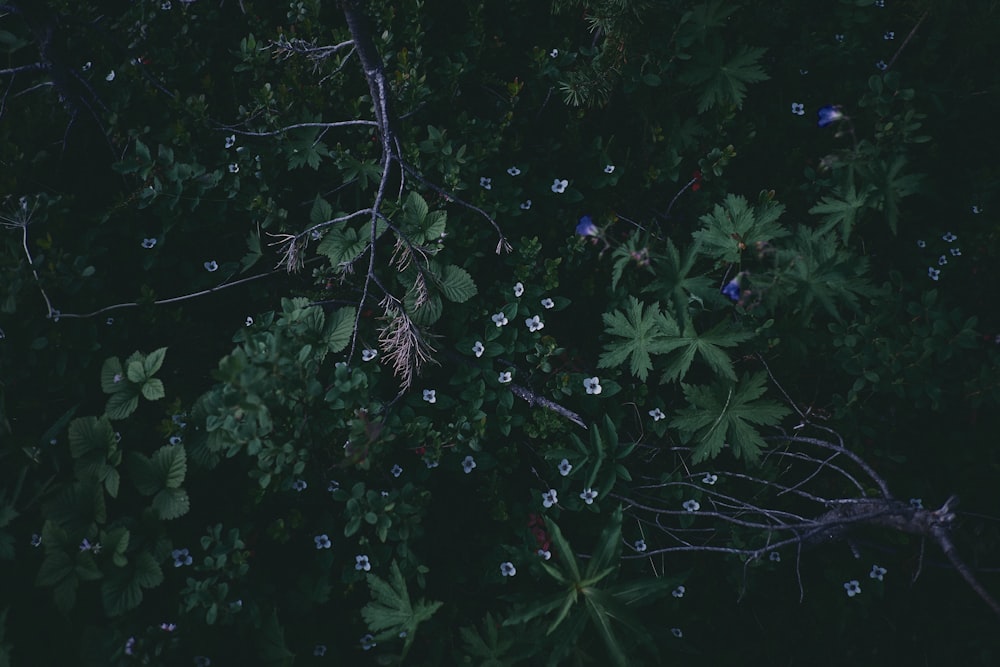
[809,183,873,244]
[598,297,677,381]
[693,194,788,263]
[361,560,442,656]
[672,372,791,463]
[458,612,518,667]
[643,238,714,315]
[679,44,769,113]
[658,316,752,383]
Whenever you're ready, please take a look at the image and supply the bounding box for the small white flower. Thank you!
[672,585,685,598]
[169,435,182,446]
[500,561,516,577]
[425,457,439,469]
[204,260,218,272]
[799,68,809,75]
[472,341,485,358]
[161,1,172,9]
[928,267,940,281]
[225,134,236,148]
[582,376,602,395]
[30,534,42,547]
[361,348,378,362]
[579,488,598,505]
[551,179,569,193]
[422,389,436,403]
[391,464,402,478]
[141,237,157,249]
[942,231,957,242]
[229,163,239,173]
[835,33,845,42]
[702,473,718,486]
[874,0,884,7]
[314,534,332,549]
[492,312,509,327]
[291,478,306,491]
[950,247,961,256]
[938,255,948,266]
[558,458,573,476]
[355,554,372,571]
[844,580,861,597]
[480,176,492,190]
[360,634,376,651]
[916,239,926,248]
[540,297,554,309]
[769,551,781,562]
[604,164,615,174]
[462,455,477,473]
[327,480,340,493]
[105,70,115,82]
[884,30,895,40]
[520,200,532,210]
[682,499,700,512]
[245,316,253,326]
[525,315,544,332]
[876,60,888,71]
[671,628,683,638]
[648,408,665,422]
[507,166,521,176]
[972,205,982,214]
[498,371,512,384]
[82,61,92,71]
[869,564,887,581]
[538,549,551,560]
[633,539,647,552]
[549,49,558,58]
[791,102,805,116]
[542,489,558,508]
[513,282,524,297]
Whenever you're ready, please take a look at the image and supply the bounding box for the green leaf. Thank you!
[657,317,752,383]
[584,505,623,579]
[436,264,477,303]
[105,390,139,421]
[100,357,125,393]
[323,306,356,354]
[257,608,295,667]
[152,487,190,520]
[141,378,165,401]
[598,297,676,381]
[672,372,791,463]
[126,360,146,384]
[152,444,187,489]
[142,347,168,376]
[36,550,75,587]
[361,560,443,656]
[310,195,333,225]
[100,552,162,616]
[68,416,115,459]
[679,44,770,112]
[809,183,872,244]
[692,194,788,263]
[127,452,161,496]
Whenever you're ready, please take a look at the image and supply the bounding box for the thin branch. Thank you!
[225,120,376,137]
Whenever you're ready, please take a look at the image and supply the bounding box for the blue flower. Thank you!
[817,105,843,128]
[558,458,573,476]
[500,561,517,576]
[844,580,861,597]
[869,564,887,581]
[634,539,647,552]
[462,455,477,473]
[391,464,403,478]
[355,554,371,571]
[575,215,599,237]
[171,548,193,567]
[721,278,741,301]
[314,534,332,549]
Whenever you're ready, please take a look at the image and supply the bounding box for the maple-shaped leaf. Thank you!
[872,157,924,235]
[672,372,790,463]
[598,297,677,381]
[809,183,875,244]
[658,316,753,383]
[642,238,714,315]
[693,194,788,263]
[361,560,442,657]
[679,44,769,113]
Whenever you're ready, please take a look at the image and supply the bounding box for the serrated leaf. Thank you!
[126,360,146,384]
[36,550,74,586]
[403,191,429,224]
[310,195,333,225]
[323,306,356,354]
[679,44,769,112]
[152,445,187,488]
[809,184,871,244]
[141,378,165,401]
[658,317,752,383]
[257,608,295,666]
[672,372,791,463]
[152,487,190,520]
[598,297,677,381]
[68,416,115,459]
[692,194,788,263]
[132,551,163,589]
[105,390,139,421]
[100,357,124,394]
[361,560,442,656]
[101,570,143,616]
[142,347,167,376]
[127,452,161,496]
[437,264,477,303]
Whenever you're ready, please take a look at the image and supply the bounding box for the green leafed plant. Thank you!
[100,348,168,420]
[361,560,443,659]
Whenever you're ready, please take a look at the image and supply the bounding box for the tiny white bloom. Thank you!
[835,33,845,42]
[355,554,371,571]
[791,102,805,116]
[938,255,948,266]
[648,407,665,422]
[549,49,558,58]
[884,30,895,40]
[105,70,115,82]
[361,348,378,362]
[141,237,157,249]
[492,312,508,327]
[942,231,957,242]
[498,371,512,384]
[869,564,887,581]
[520,200,532,210]
[538,549,551,560]
[633,539,647,552]
[480,176,492,190]
[551,179,569,193]
[225,134,236,148]
[500,561,516,577]
[604,164,615,174]
[579,488,598,505]
[672,585,685,598]
[928,267,940,281]
[82,61,92,71]
[422,389,436,404]
[682,499,700,512]
[507,166,521,176]
[701,473,718,486]
[950,247,961,256]
[582,376,602,395]
[844,579,861,597]
[769,551,781,562]
[472,341,485,358]
[916,239,926,248]
[525,315,544,332]
[245,316,253,326]
[972,205,982,214]
[462,455,477,473]
[558,458,572,476]
[513,282,524,297]
[876,60,888,71]
[671,628,683,638]
[229,163,239,173]
[540,297,554,309]
[204,260,218,272]
[542,489,558,508]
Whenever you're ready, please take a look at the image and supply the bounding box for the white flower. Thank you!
[520,200,532,210]
[540,298,554,309]
[869,564,887,581]
[876,60,887,71]
[942,231,957,242]
[82,61,92,71]
[361,348,378,362]
[225,134,236,148]
[835,33,845,42]
[542,489,558,508]
[204,260,218,272]
[513,282,524,297]
[391,464,403,478]
[558,458,573,476]
[604,164,615,174]
[355,554,371,571]
[916,239,926,248]
[141,237,157,249]
[648,407,665,422]
[579,488,598,505]
[583,376,602,395]
[549,49,558,58]
[671,628,683,638]
[492,312,509,327]
[498,371,512,384]
[538,549,551,560]
[507,166,521,176]
[245,316,253,326]
[701,473,718,486]
[769,551,781,562]
[928,267,940,281]
[884,30,895,40]
[950,247,961,256]
[169,435,182,446]
[425,457,439,469]
[229,163,239,173]
[972,205,982,214]
[360,634,376,651]
[500,561,516,577]
[105,70,115,81]
[30,533,42,547]
[525,315,544,332]
[844,580,861,597]
[314,534,331,549]
[480,176,492,190]
[672,585,685,598]
[472,341,485,358]
[551,179,569,193]
[422,389,436,403]
[633,539,647,552]
[791,102,805,116]
[682,499,700,512]
[161,1,172,9]
[874,0,884,7]
[938,255,948,266]
[462,455,477,473]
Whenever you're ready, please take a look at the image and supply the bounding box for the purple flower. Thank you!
[817,105,843,128]
[721,278,741,301]
[575,215,599,237]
